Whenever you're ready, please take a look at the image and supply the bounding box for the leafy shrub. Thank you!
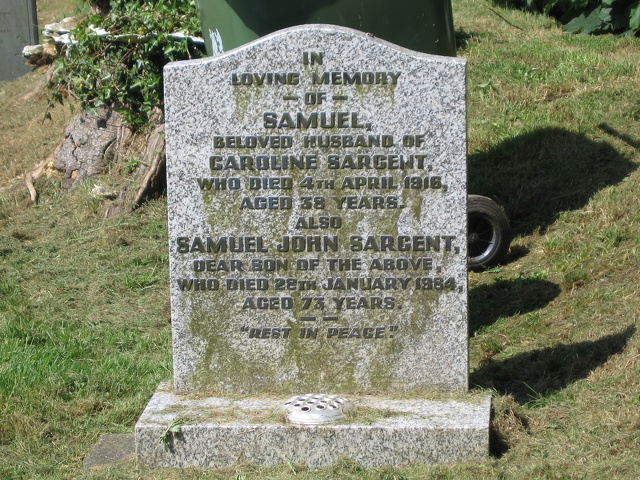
[48,0,205,129]
[510,0,640,35]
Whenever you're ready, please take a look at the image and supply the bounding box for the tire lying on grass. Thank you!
[467,194,512,270]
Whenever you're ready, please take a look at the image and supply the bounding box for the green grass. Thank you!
[1,0,640,478]
[0,190,171,479]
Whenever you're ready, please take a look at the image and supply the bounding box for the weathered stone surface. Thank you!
[164,25,468,395]
[0,0,38,81]
[136,383,490,468]
[84,434,135,471]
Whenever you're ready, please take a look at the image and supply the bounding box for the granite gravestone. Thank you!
[166,27,468,395]
[136,25,490,468]
[0,0,38,81]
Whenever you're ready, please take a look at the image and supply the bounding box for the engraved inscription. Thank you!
[171,50,464,336]
[165,29,468,392]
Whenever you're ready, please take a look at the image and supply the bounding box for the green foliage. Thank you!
[160,418,185,445]
[48,0,205,129]
[508,0,640,35]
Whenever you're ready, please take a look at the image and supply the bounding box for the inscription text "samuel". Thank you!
[264,111,363,129]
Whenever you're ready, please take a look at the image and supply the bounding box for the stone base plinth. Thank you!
[135,383,491,469]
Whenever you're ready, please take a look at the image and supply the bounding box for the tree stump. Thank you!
[28,107,166,216]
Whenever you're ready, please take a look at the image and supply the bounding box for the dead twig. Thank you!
[485,6,526,32]
[24,158,53,204]
[25,172,38,203]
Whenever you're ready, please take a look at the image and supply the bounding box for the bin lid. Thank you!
[196,0,456,57]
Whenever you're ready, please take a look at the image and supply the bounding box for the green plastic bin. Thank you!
[195,0,456,57]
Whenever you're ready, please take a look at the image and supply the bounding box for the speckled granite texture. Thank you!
[136,383,490,468]
[164,25,468,395]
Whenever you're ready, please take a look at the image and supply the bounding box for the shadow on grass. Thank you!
[455,29,481,51]
[469,277,561,336]
[468,127,636,235]
[471,324,636,405]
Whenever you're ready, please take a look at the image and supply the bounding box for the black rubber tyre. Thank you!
[467,195,512,270]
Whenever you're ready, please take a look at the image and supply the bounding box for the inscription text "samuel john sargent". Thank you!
[175,235,457,253]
